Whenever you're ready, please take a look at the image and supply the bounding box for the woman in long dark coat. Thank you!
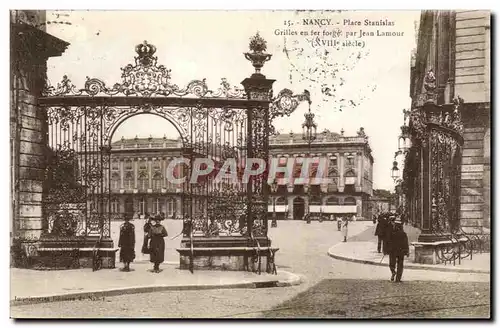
[118,216,135,272]
[142,216,153,254]
[148,215,168,273]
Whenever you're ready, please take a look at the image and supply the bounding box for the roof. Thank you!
[111,136,181,148]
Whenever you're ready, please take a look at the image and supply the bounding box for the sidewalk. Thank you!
[328,224,490,274]
[10,262,301,305]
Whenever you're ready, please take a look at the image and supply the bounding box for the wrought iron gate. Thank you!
[403,87,464,237]
[39,36,309,244]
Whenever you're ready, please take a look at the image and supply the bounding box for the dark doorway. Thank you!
[293,197,305,220]
[125,197,134,216]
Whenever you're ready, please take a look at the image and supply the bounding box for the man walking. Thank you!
[374,216,386,253]
[387,218,409,282]
[383,215,395,255]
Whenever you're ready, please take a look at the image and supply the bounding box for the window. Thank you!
[138,171,148,190]
[124,160,133,171]
[111,161,119,171]
[152,198,161,214]
[329,157,337,168]
[344,197,356,205]
[309,196,321,205]
[275,197,286,206]
[124,172,134,190]
[139,198,146,214]
[153,172,162,190]
[166,198,176,217]
[326,197,339,205]
[346,155,354,166]
[111,199,119,213]
[111,173,120,190]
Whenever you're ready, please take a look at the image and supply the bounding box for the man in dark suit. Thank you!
[374,216,386,253]
[383,215,395,255]
[387,218,409,282]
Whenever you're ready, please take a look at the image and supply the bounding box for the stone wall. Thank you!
[454,10,490,104]
[459,106,490,232]
[454,10,490,233]
[10,10,68,245]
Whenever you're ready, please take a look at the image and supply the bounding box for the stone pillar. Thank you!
[356,152,362,192]
[11,11,68,243]
[134,159,138,189]
[287,196,294,219]
[148,157,152,189]
[338,153,345,192]
[176,196,182,217]
[120,160,124,188]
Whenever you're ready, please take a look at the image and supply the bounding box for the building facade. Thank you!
[106,136,185,219]
[268,128,374,220]
[409,10,490,231]
[106,128,375,221]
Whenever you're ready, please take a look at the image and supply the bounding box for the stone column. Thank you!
[148,157,152,190]
[338,153,345,192]
[356,152,362,192]
[134,159,138,189]
[120,159,124,189]
[287,196,294,220]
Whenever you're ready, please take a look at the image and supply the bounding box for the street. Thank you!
[11,221,490,318]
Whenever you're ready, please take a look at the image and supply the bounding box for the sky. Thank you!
[45,10,420,191]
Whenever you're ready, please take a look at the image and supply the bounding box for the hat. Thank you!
[394,218,403,225]
[388,215,396,221]
[153,214,164,221]
[124,215,132,221]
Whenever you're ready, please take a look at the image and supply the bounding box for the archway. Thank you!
[293,197,305,220]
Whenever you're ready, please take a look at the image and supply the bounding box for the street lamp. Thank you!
[302,103,317,224]
[270,179,278,228]
[391,160,400,182]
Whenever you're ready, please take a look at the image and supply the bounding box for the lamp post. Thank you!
[271,179,278,228]
[302,103,317,224]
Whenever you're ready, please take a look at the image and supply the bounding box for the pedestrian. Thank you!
[148,214,168,273]
[337,216,342,231]
[383,215,395,255]
[374,216,386,253]
[387,218,409,282]
[118,214,135,272]
[341,217,349,242]
[141,215,153,254]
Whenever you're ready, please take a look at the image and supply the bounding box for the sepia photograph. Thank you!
[9,8,491,319]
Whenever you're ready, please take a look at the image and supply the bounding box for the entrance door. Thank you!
[293,197,305,220]
[124,197,134,217]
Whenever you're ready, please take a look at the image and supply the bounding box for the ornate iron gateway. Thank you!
[403,70,464,240]
[39,36,310,248]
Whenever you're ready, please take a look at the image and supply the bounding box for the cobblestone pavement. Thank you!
[11,221,491,318]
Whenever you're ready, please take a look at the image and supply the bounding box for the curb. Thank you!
[10,270,301,306]
[327,246,490,274]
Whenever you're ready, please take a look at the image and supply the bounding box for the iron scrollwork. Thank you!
[44,41,246,99]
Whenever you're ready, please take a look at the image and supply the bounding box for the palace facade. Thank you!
[268,128,374,220]
[106,127,375,221]
[107,136,185,219]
